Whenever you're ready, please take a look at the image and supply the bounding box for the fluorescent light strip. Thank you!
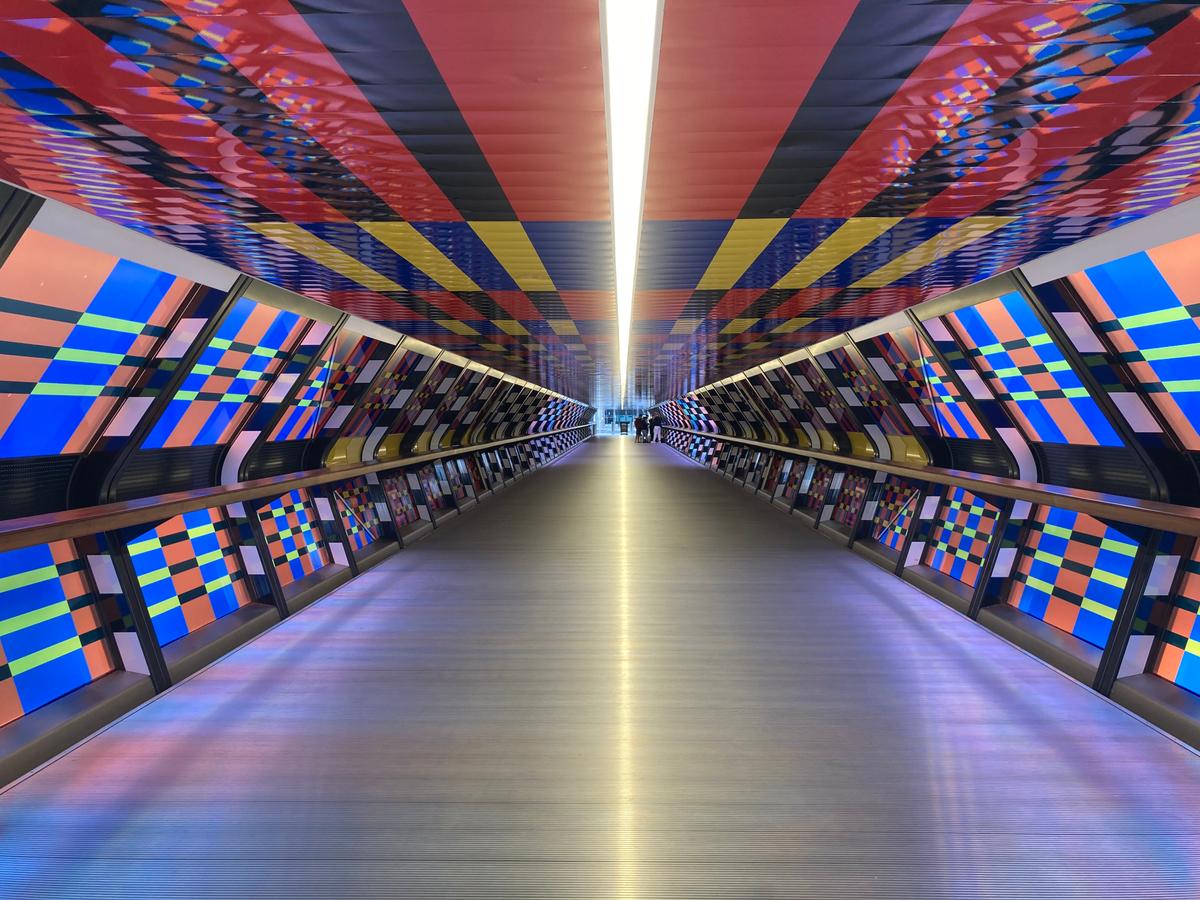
[603,0,663,403]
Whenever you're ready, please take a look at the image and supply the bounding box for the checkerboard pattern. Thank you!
[780,460,808,503]
[447,460,471,501]
[388,360,460,444]
[868,327,988,441]
[923,487,1002,588]
[945,291,1122,447]
[256,489,331,587]
[382,474,422,528]
[270,333,384,442]
[0,541,115,727]
[332,478,381,552]
[1150,541,1200,696]
[1071,233,1200,451]
[418,465,450,511]
[832,473,870,528]
[801,356,864,436]
[0,227,195,459]
[829,347,912,437]
[872,477,920,551]
[144,296,308,449]
[127,508,254,647]
[339,349,430,439]
[1005,506,1141,649]
[803,463,836,511]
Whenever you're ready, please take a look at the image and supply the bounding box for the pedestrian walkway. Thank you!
[2,436,1198,898]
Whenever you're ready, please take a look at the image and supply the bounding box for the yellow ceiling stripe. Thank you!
[244,223,406,292]
[548,319,579,336]
[695,218,789,291]
[720,317,759,335]
[358,222,481,292]
[773,217,901,290]
[670,318,702,335]
[770,316,817,334]
[493,319,530,336]
[850,216,1017,290]
[436,319,480,336]
[468,222,557,291]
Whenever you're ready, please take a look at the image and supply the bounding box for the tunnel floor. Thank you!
[2,436,1199,898]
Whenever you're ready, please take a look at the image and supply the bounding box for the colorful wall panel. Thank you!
[255,489,331,588]
[143,295,308,449]
[1005,507,1141,649]
[0,227,196,459]
[0,541,115,727]
[127,508,253,647]
[1068,234,1200,451]
[831,472,870,529]
[871,477,921,552]
[382,474,422,529]
[331,478,382,553]
[1151,542,1200,697]
[943,291,1122,448]
[802,462,835,511]
[865,325,989,442]
[923,487,1003,589]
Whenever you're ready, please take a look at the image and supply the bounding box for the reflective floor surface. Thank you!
[2,437,1199,898]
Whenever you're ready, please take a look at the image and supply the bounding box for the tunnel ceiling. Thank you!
[0,0,612,402]
[2,3,1200,405]
[636,0,1200,400]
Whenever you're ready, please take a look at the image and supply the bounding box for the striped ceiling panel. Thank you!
[636,0,1200,400]
[0,0,611,401]
[2,2,1200,404]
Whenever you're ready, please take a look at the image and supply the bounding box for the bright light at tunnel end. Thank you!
[602,0,663,404]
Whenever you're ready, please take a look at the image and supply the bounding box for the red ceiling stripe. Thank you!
[706,288,764,321]
[1034,132,1200,220]
[644,0,857,221]
[488,291,545,322]
[913,11,1200,220]
[0,99,226,227]
[794,1,1088,219]
[411,290,489,322]
[0,2,346,223]
[402,0,610,221]
[159,0,461,223]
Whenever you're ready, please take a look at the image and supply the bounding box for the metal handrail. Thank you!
[663,426,1200,536]
[0,425,594,552]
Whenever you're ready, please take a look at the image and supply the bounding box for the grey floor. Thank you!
[3,436,1200,898]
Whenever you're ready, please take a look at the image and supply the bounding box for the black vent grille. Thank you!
[110,446,223,502]
[1037,443,1159,502]
[243,441,308,480]
[0,455,76,519]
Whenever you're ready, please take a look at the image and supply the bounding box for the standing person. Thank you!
[651,412,663,443]
[633,414,647,443]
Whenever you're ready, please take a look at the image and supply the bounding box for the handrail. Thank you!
[0,425,593,552]
[664,426,1200,537]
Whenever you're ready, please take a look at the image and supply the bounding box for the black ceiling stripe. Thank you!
[299,2,516,220]
[855,4,1196,219]
[60,0,403,222]
[737,0,972,219]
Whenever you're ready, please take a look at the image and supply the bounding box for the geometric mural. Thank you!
[255,489,332,588]
[1005,506,1141,650]
[0,228,195,459]
[1151,541,1200,696]
[0,540,115,726]
[923,487,1002,589]
[127,508,254,647]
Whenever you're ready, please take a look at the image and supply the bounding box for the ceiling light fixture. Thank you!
[602,0,663,404]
